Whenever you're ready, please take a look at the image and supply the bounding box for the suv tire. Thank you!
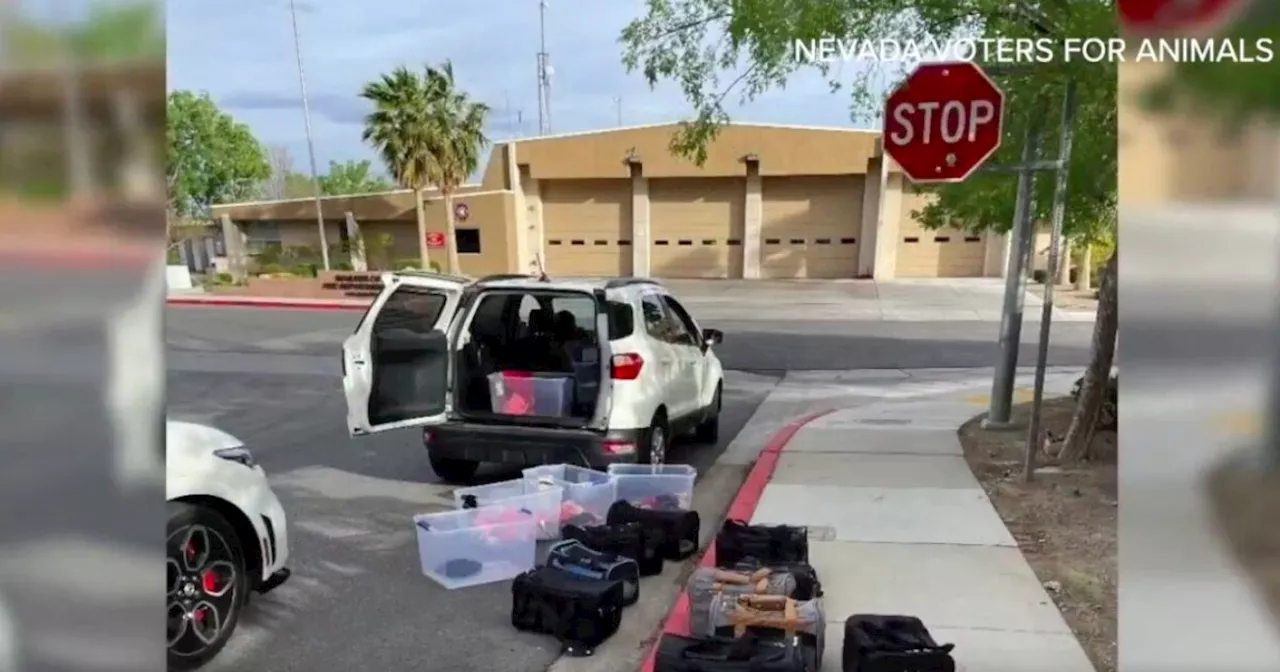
[692,385,722,444]
[428,455,480,484]
[643,412,670,465]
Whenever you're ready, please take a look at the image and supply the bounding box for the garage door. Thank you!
[895,191,985,277]
[542,179,633,277]
[759,176,861,278]
[649,178,744,278]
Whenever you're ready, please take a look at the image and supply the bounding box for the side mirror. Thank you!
[701,328,723,346]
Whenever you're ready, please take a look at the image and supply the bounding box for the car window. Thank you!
[639,294,668,337]
[517,295,540,323]
[552,297,597,334]
[370,287,447,333]
[607,301,634,339]
[661,296,700,346]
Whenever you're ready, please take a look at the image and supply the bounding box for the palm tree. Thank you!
[422,62,490,275]
[360,67,439,269]
[360,61,489,273]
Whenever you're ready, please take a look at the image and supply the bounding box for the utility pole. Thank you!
[614,96,623,127]
[289,0,331,270]
[1024,80,1078,481]
[535,0,552,135]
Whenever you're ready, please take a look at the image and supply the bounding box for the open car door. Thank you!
[342,273,470,436]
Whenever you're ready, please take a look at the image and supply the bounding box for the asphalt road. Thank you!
[161,303,1093,672]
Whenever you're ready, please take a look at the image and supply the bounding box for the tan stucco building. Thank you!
[211,122,1023,280]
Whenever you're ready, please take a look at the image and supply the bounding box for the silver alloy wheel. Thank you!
[166,523,238,657]
[650,426,666,465]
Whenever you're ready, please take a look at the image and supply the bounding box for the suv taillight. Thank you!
[610,353,644,380]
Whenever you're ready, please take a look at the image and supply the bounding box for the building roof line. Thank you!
[210,183,485,210]
[499,120,879,145]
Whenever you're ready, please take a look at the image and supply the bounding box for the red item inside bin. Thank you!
[500,371,536,415]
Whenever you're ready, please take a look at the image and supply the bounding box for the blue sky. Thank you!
[166,0,881,178]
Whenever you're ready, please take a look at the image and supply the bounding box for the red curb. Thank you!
[639,408,835,672]
[166,297,369,311]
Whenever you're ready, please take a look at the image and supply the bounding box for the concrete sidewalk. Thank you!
[749,380,1096,671]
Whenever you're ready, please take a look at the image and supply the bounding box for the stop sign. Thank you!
[1117,0,1252,33]
[882,61,1005,184]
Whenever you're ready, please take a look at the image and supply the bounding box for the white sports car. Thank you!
[166,421,291,670]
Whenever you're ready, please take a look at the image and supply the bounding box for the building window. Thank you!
[455,228,481,254]
[244,221,282,255]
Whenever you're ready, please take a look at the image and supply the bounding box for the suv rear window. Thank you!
[607,301,633,339]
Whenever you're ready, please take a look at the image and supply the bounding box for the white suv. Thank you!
[341,272,725,482]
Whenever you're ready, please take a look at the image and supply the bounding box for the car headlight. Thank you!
[213,447,256,469]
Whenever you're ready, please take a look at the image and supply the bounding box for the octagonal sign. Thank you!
[882,61,1005,184]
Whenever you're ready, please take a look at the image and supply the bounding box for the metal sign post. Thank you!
[1024,80,1079,481]
[983,107,1044,429]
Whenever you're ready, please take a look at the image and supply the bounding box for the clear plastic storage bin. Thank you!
[412,508,537,589]
[607,464,697,510]
[522,464,617,526]
[453,478,563,539]
[488,371,574,417]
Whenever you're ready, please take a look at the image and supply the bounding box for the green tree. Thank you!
[620,0,1114,241]
[361,66,443,269]
[317,159,396,195]
[360,62,489,273]
[620,0,1117,466]
[167,90,270,216]
[3,0,164,64]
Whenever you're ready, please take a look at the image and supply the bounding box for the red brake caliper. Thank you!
[202,570,219,593]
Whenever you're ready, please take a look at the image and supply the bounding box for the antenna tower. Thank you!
[535,0,552,135]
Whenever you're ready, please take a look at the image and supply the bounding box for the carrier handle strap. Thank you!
[710,568,770,592]
[730,595,799,638]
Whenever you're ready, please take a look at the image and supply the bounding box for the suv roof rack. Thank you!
[476,273,542,283]
[603,277,663,290]
[394,269,473,284]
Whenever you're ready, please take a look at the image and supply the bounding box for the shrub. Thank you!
[335,261,353,271]
[216,272,233,284]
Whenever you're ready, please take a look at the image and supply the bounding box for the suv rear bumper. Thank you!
[423,422,644,468]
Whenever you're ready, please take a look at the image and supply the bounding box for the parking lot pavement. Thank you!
[166,305,1093,372]
[167,346,781,672]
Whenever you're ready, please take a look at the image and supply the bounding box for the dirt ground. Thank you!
[958,396,1117,672]
[1207,454,1280,633]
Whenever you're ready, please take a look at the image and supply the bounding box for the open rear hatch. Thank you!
[451,285,611,430]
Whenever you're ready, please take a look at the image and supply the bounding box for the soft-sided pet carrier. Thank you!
[545,539,640,606]
[655,633,810,672]
[686,567,797,638]
[562,521,665,576]
[510,566,624,656]
[606,500,700,561]
[710,594,825,670]
[842,614,954,672]
[724,560,823,601]
[714,520,808,567]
